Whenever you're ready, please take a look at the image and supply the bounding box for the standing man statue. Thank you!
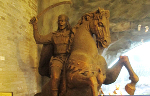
[30,14,75,96]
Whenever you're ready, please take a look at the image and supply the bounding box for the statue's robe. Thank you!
[38,44,54,77]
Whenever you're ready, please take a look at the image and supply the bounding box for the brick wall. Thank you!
[0,0,41,96]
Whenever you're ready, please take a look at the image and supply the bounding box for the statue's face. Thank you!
[58,15,67,30]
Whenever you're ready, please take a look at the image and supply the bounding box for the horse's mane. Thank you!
[74,7,110,29]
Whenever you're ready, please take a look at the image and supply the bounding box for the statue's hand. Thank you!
[29,17,38,24]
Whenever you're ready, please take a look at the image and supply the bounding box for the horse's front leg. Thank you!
[120,56,139,95]
[103,56,124,84]
[89,76,98,96]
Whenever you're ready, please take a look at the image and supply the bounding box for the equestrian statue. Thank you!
[30,6,139,96]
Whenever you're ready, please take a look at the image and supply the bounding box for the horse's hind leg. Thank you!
[120,56,139,95]
[67,72,98,96]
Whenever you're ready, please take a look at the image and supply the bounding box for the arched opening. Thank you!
[101,42,150,95]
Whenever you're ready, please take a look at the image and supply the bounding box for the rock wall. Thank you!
[0,0,41,96]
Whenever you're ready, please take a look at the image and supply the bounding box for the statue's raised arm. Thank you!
[30,17,53,44]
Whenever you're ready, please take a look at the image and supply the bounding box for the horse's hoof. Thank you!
[125,83,135,95]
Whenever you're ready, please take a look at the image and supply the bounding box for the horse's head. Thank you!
[88,8,111,48]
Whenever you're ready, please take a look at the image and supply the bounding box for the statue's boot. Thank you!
[51,79,59,96]
[51,89,58,96]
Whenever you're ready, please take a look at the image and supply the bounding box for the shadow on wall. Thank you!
[13,36,39,96]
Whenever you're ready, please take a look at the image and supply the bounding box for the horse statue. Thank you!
[37,8,139,96]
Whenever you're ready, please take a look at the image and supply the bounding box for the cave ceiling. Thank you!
[68,0,150,64]
[38,0,150,65]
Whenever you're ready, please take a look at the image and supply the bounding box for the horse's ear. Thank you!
[97,7,104,14]
[98,7,101,13]
[84,13,93,21]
